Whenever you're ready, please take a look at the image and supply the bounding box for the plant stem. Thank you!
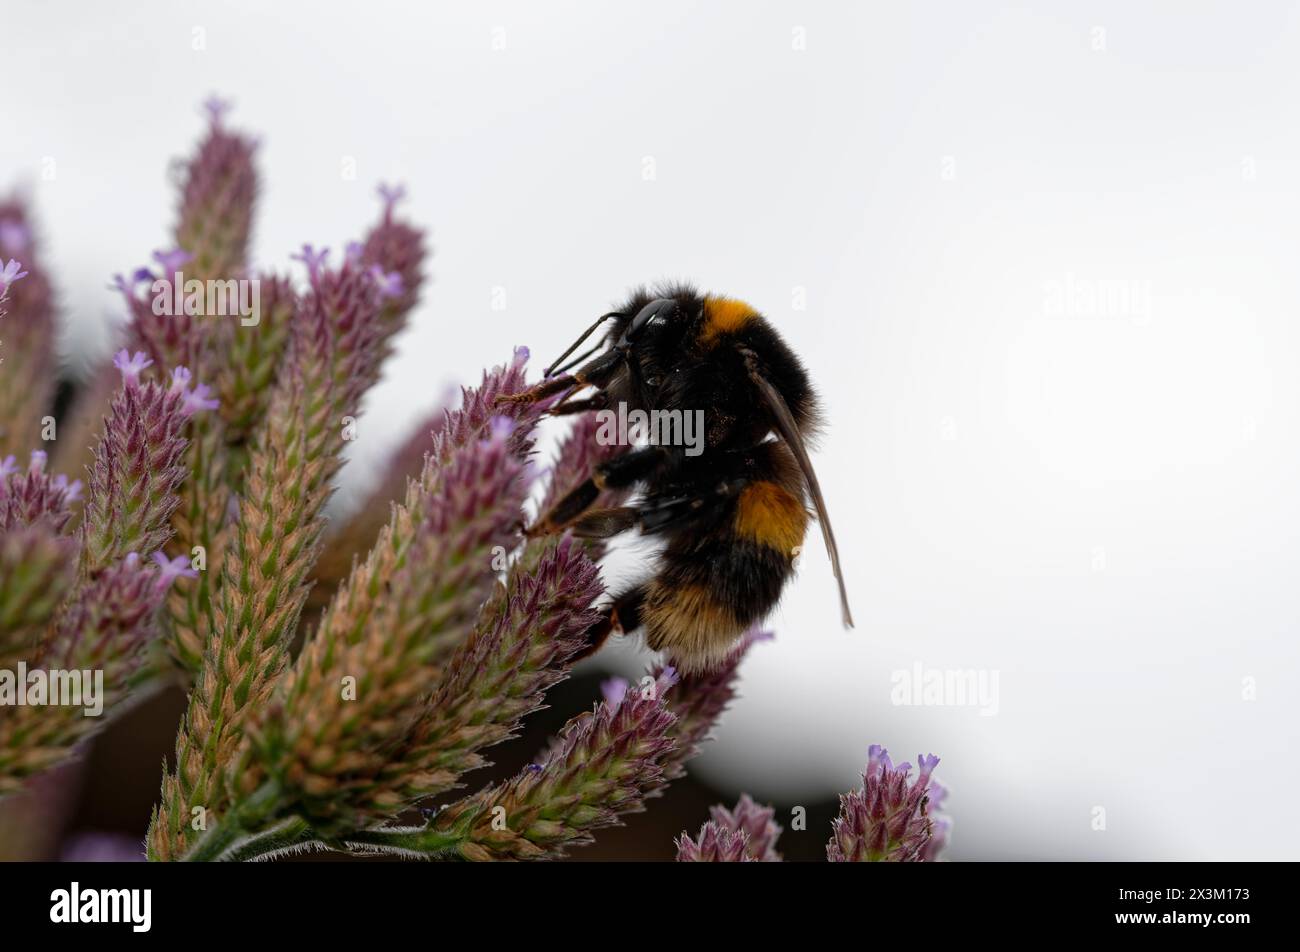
[342,824,465,858]
[222,817,314,862]
[180,781,282,862]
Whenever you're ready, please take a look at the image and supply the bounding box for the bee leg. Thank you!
[495,372,578,406]
[566,506,640,538]
[570,587,646,663]
[565,479,746,539]
[498,346,626,408]
[547,391,609,417]
[529,446,670,536]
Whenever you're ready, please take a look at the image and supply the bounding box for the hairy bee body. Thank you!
[632,437,810,671]
[514,283,850,673]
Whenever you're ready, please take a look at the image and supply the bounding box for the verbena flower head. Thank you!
[676,822,754,862]
[360,183,425,321]
[0,199,57,456]
[827,746,945,862]
[675,792,783,862]
[0,450,82,533]
[424,667,680,861]
[81,360,213,572]
[709,793,783,861]
[176,96,257,281]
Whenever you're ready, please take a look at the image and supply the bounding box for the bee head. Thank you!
[622,297,679,344]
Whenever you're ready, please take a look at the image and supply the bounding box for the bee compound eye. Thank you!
[628,298,676,340]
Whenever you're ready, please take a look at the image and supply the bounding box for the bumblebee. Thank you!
[502,284,852,673]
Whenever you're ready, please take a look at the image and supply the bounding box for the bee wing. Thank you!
[746,359,855,629]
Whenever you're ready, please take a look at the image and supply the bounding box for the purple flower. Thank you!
[675,823,754,863]
[51,473,83,503]
[359,184,425,321]
[0,258,29,295]
[485,414,515,443]
[151,551,198,591]
[181,384,216,418]
[292,244,330,283]
[172,94,258,291]
[921,781,951,862]
[599,668,677,716]
[46,551,170,678]
[112,349,154,389]
[367,264,404,300]
[152,247,192,274]
[0,451,82,533]
[707,793,784,861]
[826,745,947,862]
[82,358,206,570]
[0,219,29,254]
[377,182,407,216]
[424,657,680,860]
[169,366,219,416]
[109,268,156,298]
[600,676,630,708]
[203,94,232,126]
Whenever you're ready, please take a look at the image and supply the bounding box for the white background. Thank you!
[4,1,1298,859]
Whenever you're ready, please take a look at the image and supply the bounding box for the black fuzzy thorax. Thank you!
[607,283,821,460]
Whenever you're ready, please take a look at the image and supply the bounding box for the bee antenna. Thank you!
[544,311,622,377]
[548,341,603,377]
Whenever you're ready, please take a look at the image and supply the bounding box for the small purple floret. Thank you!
[151,552,198,590]
[152,248,193,274]
[368,264,404,300]
[203,94,232,125]
[600,677,630,709]
[168,366,218,415]
[112,349,154,388]
[0,258,29,294]
[292,244,330,284]
[377,182,407,214]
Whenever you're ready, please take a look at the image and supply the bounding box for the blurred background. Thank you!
[2,0,1298,860]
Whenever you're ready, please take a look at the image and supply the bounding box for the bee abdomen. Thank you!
[641,484,806,672]
[731,480,809,555]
